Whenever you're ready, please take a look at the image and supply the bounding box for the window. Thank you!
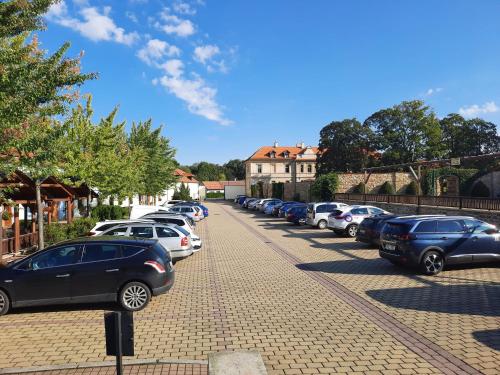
[106,226,127,236]
[95,223,122,232]
[181,207,193,213]
[316,205,327,213]
[464,219,495,233]
[156,227,179,238]
[370,208,385,215]
[122,246,145,258]
[270,151,276,158]
[130,226,154,238]
[29,246,79,270]
[283,151,290,158]
[285,164,290,173]
[351,208,369,215]
[437,220,466,233]
[81,244,120,263]
[300,164,304,173]
[257,164,262,173]
[307,164,312,173]
[414,221,437,233]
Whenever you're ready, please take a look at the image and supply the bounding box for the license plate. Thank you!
[385,244,396,251]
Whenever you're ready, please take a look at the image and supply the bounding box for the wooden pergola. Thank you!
[0,172,97,255]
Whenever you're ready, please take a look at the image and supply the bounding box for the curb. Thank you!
[0,358,209,374]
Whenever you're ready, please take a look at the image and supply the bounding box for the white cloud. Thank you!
[425,87,443,96]
[459,101,499,117]
[157,8,195,37]
[193,44,220,64]
[173,2,196,15]
[137,39,181,66]
[46,1,139,45]
[153,64,231,125]
[125,11,138,23]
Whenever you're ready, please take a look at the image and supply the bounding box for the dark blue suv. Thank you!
[379,216,500,275]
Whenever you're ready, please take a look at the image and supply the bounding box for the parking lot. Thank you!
[0,201,499,375]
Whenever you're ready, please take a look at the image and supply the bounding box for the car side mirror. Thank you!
[484,228,499,235]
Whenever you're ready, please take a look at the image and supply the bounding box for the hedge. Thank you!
[379,181,395,195]
[91,205,129,221]
[206,192,224,199]
[44,217,97,246]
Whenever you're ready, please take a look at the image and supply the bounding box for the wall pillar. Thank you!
[13,206,20,252]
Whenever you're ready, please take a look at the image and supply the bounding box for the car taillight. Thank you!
[144,261,166,273]
[344,215,353,222]
[398,234,414,241]
[181,236,189,246]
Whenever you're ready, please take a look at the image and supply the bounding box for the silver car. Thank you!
[99,223,194,260]
[327,205,390,237]
[305,202,349,229]
[169,205,203,222]
[140,213,202,250]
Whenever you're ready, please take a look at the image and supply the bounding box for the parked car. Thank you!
[88,219,154,236]
[328,205,390,237]
[99,223,193,260]
[357,215,445,246]
[248,199,262,210]
[242,198,258,209]
[306,202,349,229]
[234,195,246,203]
[237,196,248,205]
[279,202,304,218]
[0,237,175,315]
[286,206,307,225]
[173,201,209,217]
[255,199,275,211]
[271,201,286,216]
[260,199,282,212]
[161,200,186,208]
[379,216,500,275]
[264,200,282,215]
[130,205,170,219]
[169,205,203,222]
[139,213,202,250]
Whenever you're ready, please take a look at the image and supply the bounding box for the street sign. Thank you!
[450,157,461,166]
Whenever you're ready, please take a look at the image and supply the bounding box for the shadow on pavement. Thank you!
[365,284,500,317]
[296,258,416,276]
[11,302,122,315]
[472,329,500,351]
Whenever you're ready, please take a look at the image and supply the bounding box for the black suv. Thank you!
[0,236,175,315]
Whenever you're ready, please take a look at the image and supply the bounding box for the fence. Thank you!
[1,232,38,257]
[333,193,500,211]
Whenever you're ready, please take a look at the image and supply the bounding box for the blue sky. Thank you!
[42,0,500,165]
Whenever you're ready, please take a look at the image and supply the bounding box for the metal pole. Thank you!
[115,312,123,375]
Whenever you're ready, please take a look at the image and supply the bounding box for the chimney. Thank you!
[273,141,279,148]
[296,141,305,148]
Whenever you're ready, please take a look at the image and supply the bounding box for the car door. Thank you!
[435,220,471,264]
[70,243,122,303]
[12,245,80,306]
[351,208,369,224]
[463,220,500,262]
[155,226,181,251]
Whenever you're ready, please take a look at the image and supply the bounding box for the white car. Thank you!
[89,219,155,236]
[129,205,170,219]
[327,205,390,237]
[306,202,349,229]
[99,222,194,260]
[140,213,202,251]
[169,205,204,222]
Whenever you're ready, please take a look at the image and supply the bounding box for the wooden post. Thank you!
[67,199,73,223]
[23,204,28,232]
[14,206,20,253]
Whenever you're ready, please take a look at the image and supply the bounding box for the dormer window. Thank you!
[269,151,276,158]
[283,151,290,158]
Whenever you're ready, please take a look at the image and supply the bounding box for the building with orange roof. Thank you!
[245,141,322,195]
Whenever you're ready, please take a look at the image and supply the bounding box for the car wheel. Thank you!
[119,282,151,312]
[346,224,358,238]
[0,289,11,316]
[421,250,444,275]
[317,220,327,230]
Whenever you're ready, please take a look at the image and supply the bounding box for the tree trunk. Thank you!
[35,179,44,250]
[87,192,92,217]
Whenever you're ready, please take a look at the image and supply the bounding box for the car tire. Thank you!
[333,229,344,236]
[346,224,359,238]
[0,289,11,316]
[317,220,327,230]
[420,250,444,275]
[119,282,151,312]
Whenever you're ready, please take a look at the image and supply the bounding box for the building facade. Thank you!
[245,142,321,196]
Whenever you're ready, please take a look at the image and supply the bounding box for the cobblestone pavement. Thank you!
[0,202,498,375]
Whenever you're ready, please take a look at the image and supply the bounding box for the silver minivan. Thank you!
[306,202,349,229]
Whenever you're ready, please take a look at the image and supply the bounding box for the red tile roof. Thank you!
[203,180,245,190]
[175,169,198,183]
[247,146,321,161]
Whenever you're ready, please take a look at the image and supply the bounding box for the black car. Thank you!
[379,216,500,275]
[357,214,398,245]
[0,236,175,316]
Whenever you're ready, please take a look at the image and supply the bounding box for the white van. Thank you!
[129,205,170,219]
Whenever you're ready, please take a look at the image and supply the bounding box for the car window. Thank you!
[414,221,437,233]
[105,226,128,236]
[370,208,385,215]
[437,220,466,233]
[464,219,495,233]
[130,226,154,238]
[29,246,79,270]
[81,244,120,263]
[122,245,146,258]
[325,205,337,212]
[156,227,179,238]
[174,225,190,236]
[316,205,327,213]
[95,223,120,232]
[351,208,369,215]
[182,207,192,213]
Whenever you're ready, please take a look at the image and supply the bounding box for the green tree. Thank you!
[311,173,339,201]
[172,183,192,201]
[364,100,444,165]
[192,162,223,181]
[317,119,376,174]
[440,114,499,157]
[223,159,245,180]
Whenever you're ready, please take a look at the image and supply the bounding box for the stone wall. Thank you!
[284,181,313,201]
[337,172,414,194]
[337,199,500,227]
[473,171,500,198]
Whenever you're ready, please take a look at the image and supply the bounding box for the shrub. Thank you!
[67,217,97,239]
[352,182,366,194]
[379,181,395,195]
[470,181,490,197]
[44,224,69,245]
[45,217,98,246]
[250,184,258,197]
[110,205,123,220]
[121,207,130,219]
[173,183,192,201]
[206,192,224,199]
[311,173,339,201]
[405,181,418,195]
